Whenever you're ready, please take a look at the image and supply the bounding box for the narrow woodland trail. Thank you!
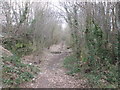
[20,43,88,88]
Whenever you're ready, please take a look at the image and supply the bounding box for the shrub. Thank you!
[2,37,33,57]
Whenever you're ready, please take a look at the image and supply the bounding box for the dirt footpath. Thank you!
[20,43,88,88]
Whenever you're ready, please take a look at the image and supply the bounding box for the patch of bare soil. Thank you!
[20,43,89,88]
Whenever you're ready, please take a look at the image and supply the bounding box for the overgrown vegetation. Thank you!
[64,54,118,88]
[2,55,40,88]
[1,0,119,88]
[64,25,119,88]
[83,19,118,88]
[62,2,119,88]
[2,1,62,56]
[2,37,33,57]
[63,54,80,75]
[1,1,63,88]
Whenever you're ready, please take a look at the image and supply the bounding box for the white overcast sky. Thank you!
[2,0,119,30]
[6,0,120,3]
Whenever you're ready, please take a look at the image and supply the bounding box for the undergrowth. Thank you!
[2,37,33,57]
[63,54,81,75]
[63,54,118,88]
[1,55,40,88]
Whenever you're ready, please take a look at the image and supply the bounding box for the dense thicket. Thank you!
[61,1,119,88]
